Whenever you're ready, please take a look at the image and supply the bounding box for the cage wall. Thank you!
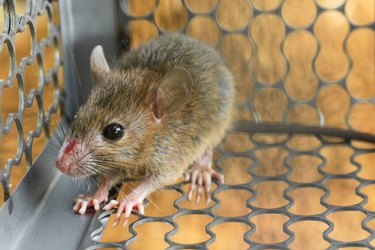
[0,0,63,203]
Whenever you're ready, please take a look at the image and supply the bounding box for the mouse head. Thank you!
[55,45,193,178]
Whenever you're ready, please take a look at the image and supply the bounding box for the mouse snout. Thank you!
[55,138,86,176]
[55,156,74,175]
[55,151,77,175]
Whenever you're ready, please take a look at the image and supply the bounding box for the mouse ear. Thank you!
[90,45,110,82]
[146,67,193,120]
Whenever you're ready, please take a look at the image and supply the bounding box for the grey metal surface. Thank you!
[0,120,98,250]
[59,0,121,121]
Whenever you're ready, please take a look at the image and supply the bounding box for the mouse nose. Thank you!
[55,138,79,174]
[55,156,72,174]
[55,137,91,177]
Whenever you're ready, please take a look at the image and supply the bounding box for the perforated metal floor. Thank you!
[82,131,375,249]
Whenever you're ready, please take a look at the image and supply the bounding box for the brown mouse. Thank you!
[55,33,235,227]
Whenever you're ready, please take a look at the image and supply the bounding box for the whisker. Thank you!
[89,157,144,168]
[67,44,83,97]
[85,163,116,177]
[112,184,127,199]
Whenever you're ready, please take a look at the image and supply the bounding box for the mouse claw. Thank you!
[103,200,119,210]
[203,172,212,205]
[185,148,223,205]
[93,199,100,211]
[187,171,198,201]
[79,201,88,214]
[196,174,203,204]
[73,193,108,214]
[186,168,222,205]
[111,195,144,228]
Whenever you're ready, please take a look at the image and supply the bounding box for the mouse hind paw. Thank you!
[185,148,223,205]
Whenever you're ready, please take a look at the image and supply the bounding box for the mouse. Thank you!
[55,33,235,227]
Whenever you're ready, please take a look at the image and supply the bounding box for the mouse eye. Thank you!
[102,123,125,141]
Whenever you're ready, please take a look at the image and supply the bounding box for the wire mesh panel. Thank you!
[0,0,62,204]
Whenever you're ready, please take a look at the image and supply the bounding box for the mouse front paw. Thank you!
[73,192,108,214]
[103,194,145,227]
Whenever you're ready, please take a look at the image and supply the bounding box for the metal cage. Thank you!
[0,0,374,249]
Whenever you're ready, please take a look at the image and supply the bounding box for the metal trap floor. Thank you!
[1,122,375,249]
